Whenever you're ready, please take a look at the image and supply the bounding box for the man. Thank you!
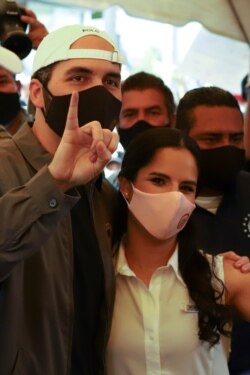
[176,86,250,375]
[0,8,48,135]
[117,71,176,149]
[107,71,176,187]
[0,45,26,135]
[0,24,122,375]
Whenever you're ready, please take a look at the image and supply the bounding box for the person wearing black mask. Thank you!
[107,71,176,187]
[0,46,25,135]
[117,71,176,149]
[0,24,121,375]
[0,9,48,135]
[176,86,250,375]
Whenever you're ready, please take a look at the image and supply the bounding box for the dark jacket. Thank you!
[193,170,250,375]
[0,124,116,375]
[193,170,250,256]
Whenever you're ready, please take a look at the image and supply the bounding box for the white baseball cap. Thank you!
[32,25,124,75]
[0,46,23,74]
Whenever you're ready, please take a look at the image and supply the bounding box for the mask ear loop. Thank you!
[41,85,54,119]
[27,82,53,124]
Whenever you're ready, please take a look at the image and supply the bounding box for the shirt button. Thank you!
[49,198,58,208]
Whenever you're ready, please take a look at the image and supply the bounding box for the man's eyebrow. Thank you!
[230,131,244,135]
[121,107,137,113]
[122,105,162,113]
[63,67,121,80]
[104,72,121,80]
[198,131,244,137]
[197,132,223,138]
[0,73,9,79]
[145,105,163,111]
[63,66,93,76]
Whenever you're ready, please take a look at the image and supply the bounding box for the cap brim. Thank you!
[0,46,23,74]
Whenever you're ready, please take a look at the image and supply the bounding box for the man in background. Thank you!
[0,7,47,134]
[107,71,176,187]
[0,45,24,135]
[176,86,250,375]
[117,71,176,149]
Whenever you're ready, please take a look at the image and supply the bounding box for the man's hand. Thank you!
[222,251,250,273]
[21,8,48,49]
[48,91,119,191]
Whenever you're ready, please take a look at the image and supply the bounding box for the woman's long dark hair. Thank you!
[116,127,232,345]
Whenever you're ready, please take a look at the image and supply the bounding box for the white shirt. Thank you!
[196,195,223,214]
[106,243,230,375]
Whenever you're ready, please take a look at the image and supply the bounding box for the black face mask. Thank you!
[199,146,246,193]
[117,120,170,149]
[42,85,122,136]
[0,92,21,126]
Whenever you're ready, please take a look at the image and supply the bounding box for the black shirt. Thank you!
[70,186,104,375]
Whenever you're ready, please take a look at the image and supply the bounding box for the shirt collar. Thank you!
[115,238,186,286]
[116,239,135,277]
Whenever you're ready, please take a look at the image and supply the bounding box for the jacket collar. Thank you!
[12,123,52,172]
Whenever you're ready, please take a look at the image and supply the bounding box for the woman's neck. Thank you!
[124,218,177,286]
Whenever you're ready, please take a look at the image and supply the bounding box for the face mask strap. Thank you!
[41,85,54,119]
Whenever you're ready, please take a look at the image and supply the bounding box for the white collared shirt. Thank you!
[106,242,230,375]
[196,195,223,214]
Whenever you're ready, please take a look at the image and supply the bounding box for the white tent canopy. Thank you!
[42,0,250,43]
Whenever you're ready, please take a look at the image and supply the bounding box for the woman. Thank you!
[107,127,250,375]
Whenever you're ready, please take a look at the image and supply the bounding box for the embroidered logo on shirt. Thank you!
[242,213,250,238]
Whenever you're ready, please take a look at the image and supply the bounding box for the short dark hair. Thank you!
[31,62,57,86]
[176,86,242,134]
[28,63,57,117]
[122,71,176,120]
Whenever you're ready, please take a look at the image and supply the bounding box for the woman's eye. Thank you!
[151,177,165,186]
[181,185,195,193]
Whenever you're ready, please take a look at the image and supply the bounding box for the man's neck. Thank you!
[6,110,24,135]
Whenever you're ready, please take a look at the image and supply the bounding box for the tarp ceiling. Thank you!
[41,0,250,44]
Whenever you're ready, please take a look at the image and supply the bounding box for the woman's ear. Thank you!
[118,176,133,202]
[29,79,45,109]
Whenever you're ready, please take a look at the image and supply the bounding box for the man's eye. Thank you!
[202,137,218,144]
[122,112,134,118]
[72,76,84,82]
[105,79,120,88]
[150,110,161,116]
[0,79,10,84]
[232,134,243,143]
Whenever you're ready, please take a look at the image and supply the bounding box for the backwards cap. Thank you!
[32,24,123,75]
[0,46,23,74]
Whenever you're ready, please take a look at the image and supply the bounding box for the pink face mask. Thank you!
[124,186,196,240]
